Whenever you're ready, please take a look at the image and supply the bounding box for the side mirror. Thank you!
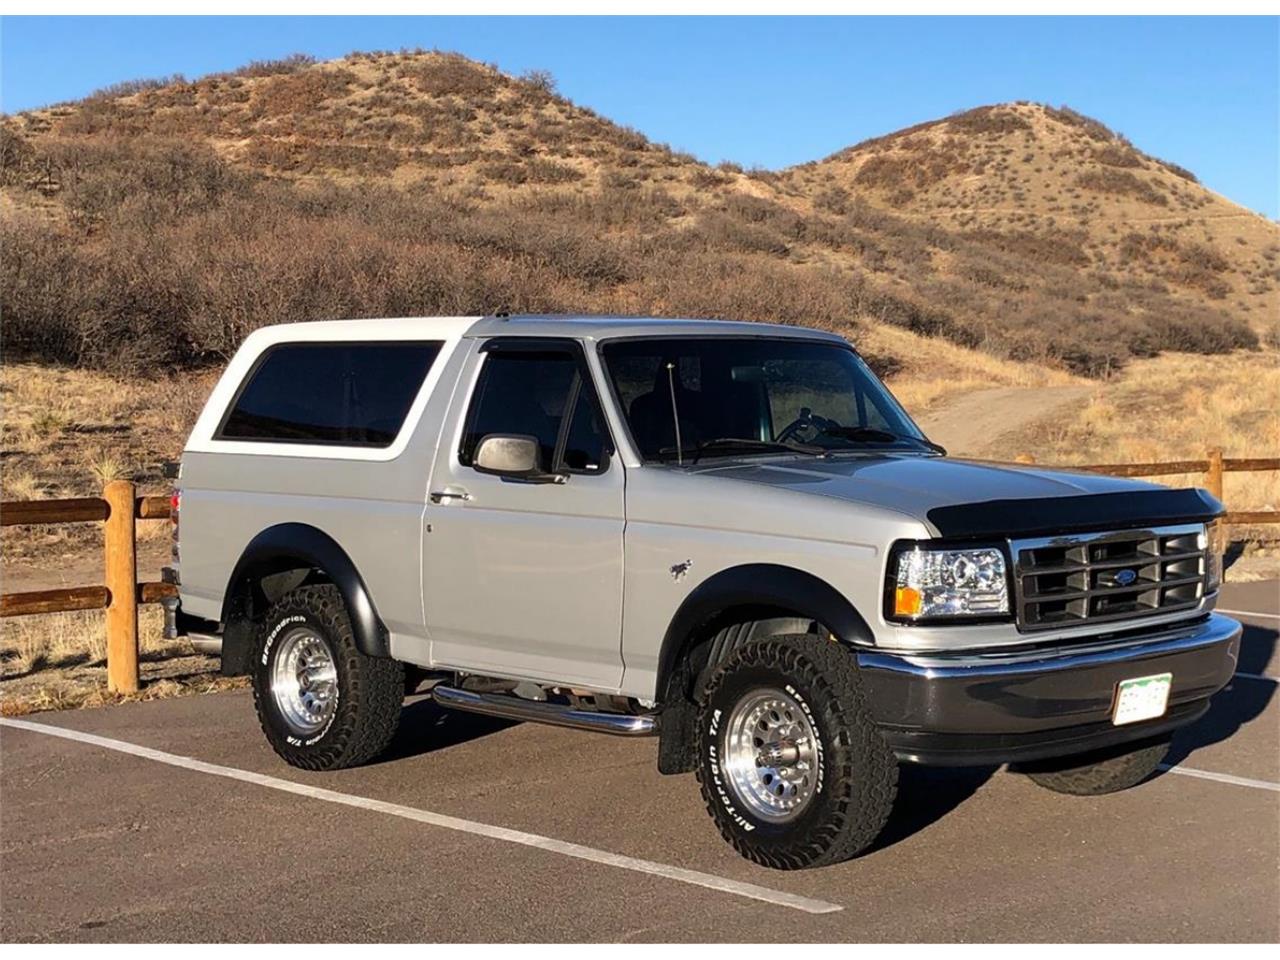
[474,435,565,483]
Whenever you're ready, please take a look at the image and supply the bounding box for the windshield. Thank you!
[601,337,931,462]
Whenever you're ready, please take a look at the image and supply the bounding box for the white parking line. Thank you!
[1157,763,1280,793]
[0,717,842,915]
[1218,607,1280,622]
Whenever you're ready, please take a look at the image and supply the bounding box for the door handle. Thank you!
[429,486,472,504]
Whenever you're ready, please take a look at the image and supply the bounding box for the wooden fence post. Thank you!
[103,479,139,693]
[1206,447,1225,503]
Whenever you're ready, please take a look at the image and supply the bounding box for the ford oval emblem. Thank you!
[1113,568,1138,587]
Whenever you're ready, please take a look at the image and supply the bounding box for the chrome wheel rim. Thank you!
[723,687,820,823]
[270,626,338,737]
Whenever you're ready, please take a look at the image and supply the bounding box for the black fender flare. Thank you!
[652,563,874,776]
[655,563,873,702]
[221,523,389,660]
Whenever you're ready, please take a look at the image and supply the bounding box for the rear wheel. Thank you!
[1015,737,1170,796]
[252,584,404,771]
[695,634,898,870]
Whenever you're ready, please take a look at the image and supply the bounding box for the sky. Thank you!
[2,16,1277,217]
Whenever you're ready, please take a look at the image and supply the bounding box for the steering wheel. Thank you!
[776,408,839,444]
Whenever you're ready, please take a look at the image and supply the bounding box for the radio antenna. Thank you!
[666,362,684,466]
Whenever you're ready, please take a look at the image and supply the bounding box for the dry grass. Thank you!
[0,604,245,717]
[1,362,212,563]
[1006,349,1280,515]
[869,321,1080,413]
[1,605,174,676]
[1,669,247,717]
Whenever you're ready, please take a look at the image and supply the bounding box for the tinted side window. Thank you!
[561,381,608,473]
[218,342,442,447]
[460,350,608,474]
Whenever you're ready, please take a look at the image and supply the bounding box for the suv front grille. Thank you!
[1012,523,1207,632]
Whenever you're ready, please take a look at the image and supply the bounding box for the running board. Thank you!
[431,685,658,737]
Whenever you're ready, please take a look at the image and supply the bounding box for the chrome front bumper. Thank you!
[857,613,1242,765]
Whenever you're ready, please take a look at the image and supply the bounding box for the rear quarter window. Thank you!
[217,341,443,447]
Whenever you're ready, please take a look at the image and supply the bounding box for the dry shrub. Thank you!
[0,125,35,186]
[1118,232,1232,298]
[1094,144,1141,168]
[689,167,730,189]
[963,228,1090,267]
[1047,105,1119,142]
[518,69,558,97]
[88,75,186,100]
[856,151,967,192]
[1154,158,1198,183]
[477,157,582,185]
[948,106,1032,136]
[229,54,317,79]
[1076,169,1168,206]
[692,211,790,257]
[404,54,499,97]
[252,69,356,118]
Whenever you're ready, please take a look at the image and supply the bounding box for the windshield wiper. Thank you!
[659,437,825,463]
[817,426,947,455]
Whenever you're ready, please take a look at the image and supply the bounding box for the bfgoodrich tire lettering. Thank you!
[252,584,404,771]
[1015,737,1171,796]
[695,634,898,870]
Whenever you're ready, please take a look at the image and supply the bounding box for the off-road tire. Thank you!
[1015,737,1170,796]
[252,584,404,771]
[695,634,898,870]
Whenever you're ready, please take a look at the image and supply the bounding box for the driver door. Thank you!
[421,338,626,690]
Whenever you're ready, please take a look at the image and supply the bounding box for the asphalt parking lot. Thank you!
[2,579,1276,943]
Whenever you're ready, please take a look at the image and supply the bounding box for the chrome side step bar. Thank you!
[431,685,658,737]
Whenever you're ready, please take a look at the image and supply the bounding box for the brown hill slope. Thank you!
[784,102,1279,336]
[1,52,1273,378]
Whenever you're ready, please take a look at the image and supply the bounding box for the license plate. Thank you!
[1112,672,1173,726]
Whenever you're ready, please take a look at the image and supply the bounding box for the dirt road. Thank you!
[915,384,1092,457]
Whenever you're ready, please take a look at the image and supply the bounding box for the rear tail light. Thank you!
[170,489,181,563]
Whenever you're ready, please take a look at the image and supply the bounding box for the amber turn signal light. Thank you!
[894,586,922,618]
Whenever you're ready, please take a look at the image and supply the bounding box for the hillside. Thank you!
[2,50,1275,382]
[784,102,1279,335]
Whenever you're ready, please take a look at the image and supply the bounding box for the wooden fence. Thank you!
[0,449,1276,693]
[1011,448,1280,526]
[1,481,175,694]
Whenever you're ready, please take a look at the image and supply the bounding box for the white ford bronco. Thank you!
[166,315,1241,869]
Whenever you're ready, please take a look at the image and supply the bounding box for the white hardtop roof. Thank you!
[241,315,848,345]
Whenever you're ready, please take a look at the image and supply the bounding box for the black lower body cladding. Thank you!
[926,487,1223,539]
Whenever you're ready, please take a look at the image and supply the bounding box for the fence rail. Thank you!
[1013,448,1279,526]
[0,448,1276,694]
[1,481,175,693]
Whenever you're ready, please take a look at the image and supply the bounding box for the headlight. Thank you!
[890,544,1010,621]
[1202,520,1226,592]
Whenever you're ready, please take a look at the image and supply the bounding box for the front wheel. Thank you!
[252,583,404,771]
[696,634,898,870]
[1014,737,1171,796]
